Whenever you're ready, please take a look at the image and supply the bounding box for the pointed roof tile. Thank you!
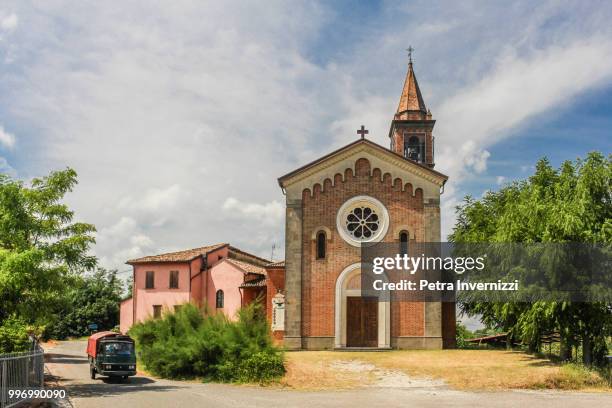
[396,62,427,115]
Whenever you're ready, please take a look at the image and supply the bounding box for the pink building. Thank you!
[119,243,284,335]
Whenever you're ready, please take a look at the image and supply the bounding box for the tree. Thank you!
[0,169,96,347]
[45,269,123,339]
[455,322,474,348]
[450,152,611,366]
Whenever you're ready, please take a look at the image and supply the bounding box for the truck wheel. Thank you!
[90,367,96,380]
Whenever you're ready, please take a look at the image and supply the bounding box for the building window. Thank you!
[169,270,179,289]
[399,231,409,255]
[173,305,182,313]
[216,290,224,308]
[153,305,162,319]
[316,231,326,259]
[145,271,155,289]
[336,195,389,247]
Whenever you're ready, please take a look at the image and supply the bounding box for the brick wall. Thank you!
[300,157,427,339]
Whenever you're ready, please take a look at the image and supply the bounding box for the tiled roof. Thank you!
[396,62,426,114]
[228,246,270,266]
[225,258,267,276]
[127,243,227,264]
[239,276,267,288]
[267,260,285,268]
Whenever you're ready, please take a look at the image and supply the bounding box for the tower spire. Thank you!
[389,47,436,168]
[395,48,427,118]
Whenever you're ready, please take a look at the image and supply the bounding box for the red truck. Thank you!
[86,331,137,380]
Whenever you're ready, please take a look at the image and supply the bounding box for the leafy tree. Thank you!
[45,269,123,339]
[455,322,474,348]
[451,152,611,366]
[0,169,96,347]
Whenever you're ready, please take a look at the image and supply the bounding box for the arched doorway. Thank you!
[334,263,390,348]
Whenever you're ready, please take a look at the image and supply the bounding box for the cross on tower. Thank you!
[406,46,414,63]
[357,125,369,139]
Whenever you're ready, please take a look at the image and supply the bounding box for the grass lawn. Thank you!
[281,350,610,391]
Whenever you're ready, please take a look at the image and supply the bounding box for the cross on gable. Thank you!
[357,125,369,139]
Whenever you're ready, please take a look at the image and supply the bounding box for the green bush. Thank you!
[0,316,31,353]
[129,301,285,383]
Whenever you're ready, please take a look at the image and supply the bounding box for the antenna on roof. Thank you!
[270,243,276,261]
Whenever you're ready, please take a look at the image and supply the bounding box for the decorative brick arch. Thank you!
[393,225,415,240]
[334,263,390,348]
[310,226,332,241]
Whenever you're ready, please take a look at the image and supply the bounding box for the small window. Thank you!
[169,270,179,289]
[173,305,182,313]
[316,231,326,259]
[216,290,224,308]
[153,305,162,319]
[145,271,155,289]
[399,231,409,256]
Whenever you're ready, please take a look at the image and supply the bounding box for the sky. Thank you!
[0,0,611,288]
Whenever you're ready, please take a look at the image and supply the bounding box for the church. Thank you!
[278,56,454,349]
[120,57,455,350]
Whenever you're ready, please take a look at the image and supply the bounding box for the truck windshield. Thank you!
[103,342,134,356]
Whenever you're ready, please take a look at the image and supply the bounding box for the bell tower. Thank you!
[389,48,435,168]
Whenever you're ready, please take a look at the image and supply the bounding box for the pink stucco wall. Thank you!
[206,259,244,320]
[119,245,245,332]
[120,298,133,334]
[133,262,191,322]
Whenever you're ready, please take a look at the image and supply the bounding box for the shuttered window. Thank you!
[169,270,179,289]
[145,271,155,289]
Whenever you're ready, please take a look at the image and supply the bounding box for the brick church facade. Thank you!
[120,58,455,349]
[278,59,455,349]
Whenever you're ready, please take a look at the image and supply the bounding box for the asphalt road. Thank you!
[45,340,612,408]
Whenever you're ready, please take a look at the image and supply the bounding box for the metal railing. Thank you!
[0,346,44,408]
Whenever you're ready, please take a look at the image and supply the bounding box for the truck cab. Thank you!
[87,332,137,381]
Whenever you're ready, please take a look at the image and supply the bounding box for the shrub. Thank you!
[0,316,31,353]
[236,351,285,383]
[129,301,285,383]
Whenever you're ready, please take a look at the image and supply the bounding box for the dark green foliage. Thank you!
[451,152,612,366]
[44,269,123,339]
[129,301,285,383]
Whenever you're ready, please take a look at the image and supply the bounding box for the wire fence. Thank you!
[0,346,45,408]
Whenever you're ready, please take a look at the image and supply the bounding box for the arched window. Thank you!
[316,231,326,259]
[216,290,224,308]
[399,231,409,255]
[404,135,425,163]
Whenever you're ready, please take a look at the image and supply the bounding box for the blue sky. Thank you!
[0,1,611,280]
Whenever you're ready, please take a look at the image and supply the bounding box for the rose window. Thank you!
[345,206,380,239]
[336,195,389,246]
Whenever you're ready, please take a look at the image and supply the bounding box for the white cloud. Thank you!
[0,156,16,176]
[95,216,155,269]
[2,1,612,268]
[496,176,506,185]
[222,197,284,227]
[0,13,17,32]
[434,39,612,238]
[0,125,15,148]
[118,184,184,214]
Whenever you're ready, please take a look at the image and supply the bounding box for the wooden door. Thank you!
[346,297,378,347]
